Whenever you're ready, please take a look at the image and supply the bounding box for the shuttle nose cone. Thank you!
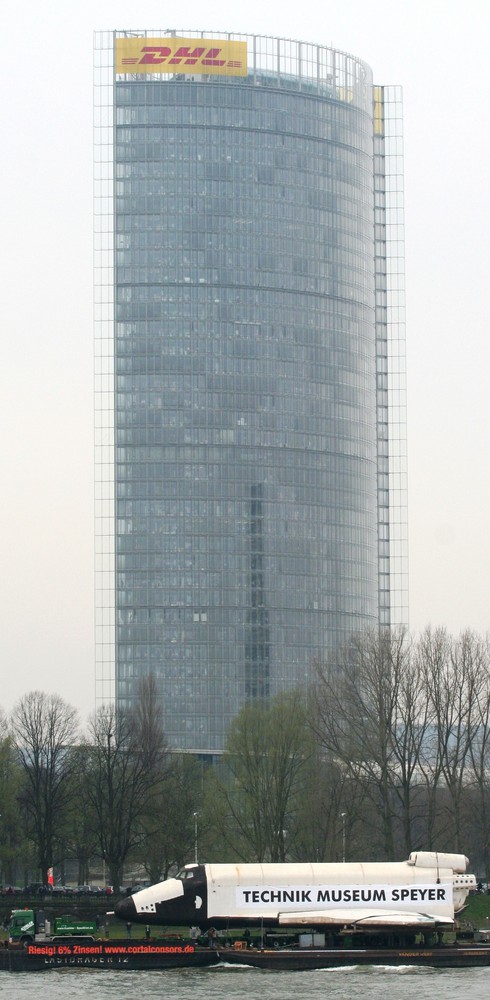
[114,895,137,922]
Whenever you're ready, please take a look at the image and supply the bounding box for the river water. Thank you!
[2,964,489,999]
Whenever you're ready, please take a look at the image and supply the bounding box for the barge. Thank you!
[3,939,490,972]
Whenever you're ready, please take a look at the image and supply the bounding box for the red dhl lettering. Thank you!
[121,45,241,69]
[200,48,226,67]
[168,47,206,65]
[138,46,171,64]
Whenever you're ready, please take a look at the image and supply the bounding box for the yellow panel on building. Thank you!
[116,37,247,76]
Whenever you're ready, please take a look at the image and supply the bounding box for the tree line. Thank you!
[2,627,490,889]
[0,676,201,891]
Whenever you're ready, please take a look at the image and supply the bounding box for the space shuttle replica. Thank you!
[115,852,476,932]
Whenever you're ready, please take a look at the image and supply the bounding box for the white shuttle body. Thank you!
[115,852,476,932]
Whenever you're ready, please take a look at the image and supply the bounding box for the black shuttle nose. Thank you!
[114,895,137,922]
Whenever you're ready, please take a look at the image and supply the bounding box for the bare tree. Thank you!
[388,641,434,853]
[411,627,448,846]
[417,627,489,852]
[315,628,428,859]
[85,676,168,890]
[11,691,79,879]
[132,673,168,774]
[465,635,490,879]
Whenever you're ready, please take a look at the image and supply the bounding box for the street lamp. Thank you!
[341,812,346,863]
[193,812,198,864]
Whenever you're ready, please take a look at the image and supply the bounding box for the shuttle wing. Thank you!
[278,908,453,928]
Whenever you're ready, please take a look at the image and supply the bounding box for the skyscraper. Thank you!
[94,30,407,754]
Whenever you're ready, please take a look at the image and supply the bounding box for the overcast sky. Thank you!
[1,0,489,722]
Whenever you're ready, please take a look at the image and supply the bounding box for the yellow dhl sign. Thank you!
[116,37,247,76]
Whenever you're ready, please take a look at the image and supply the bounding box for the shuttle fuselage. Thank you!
[114,852,476,931]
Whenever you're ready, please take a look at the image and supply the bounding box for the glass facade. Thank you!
[94,31,408,752]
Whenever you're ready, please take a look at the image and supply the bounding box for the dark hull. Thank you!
[0,942,217,972]
[3,940,490,972]
[217,943,490,970]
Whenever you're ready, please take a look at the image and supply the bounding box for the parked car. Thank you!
[51,884,69,896]
[125,882,150,895]
[74,885,93,896]
[23,883,49,896]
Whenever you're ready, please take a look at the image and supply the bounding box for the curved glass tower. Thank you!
[94,31,408,752]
